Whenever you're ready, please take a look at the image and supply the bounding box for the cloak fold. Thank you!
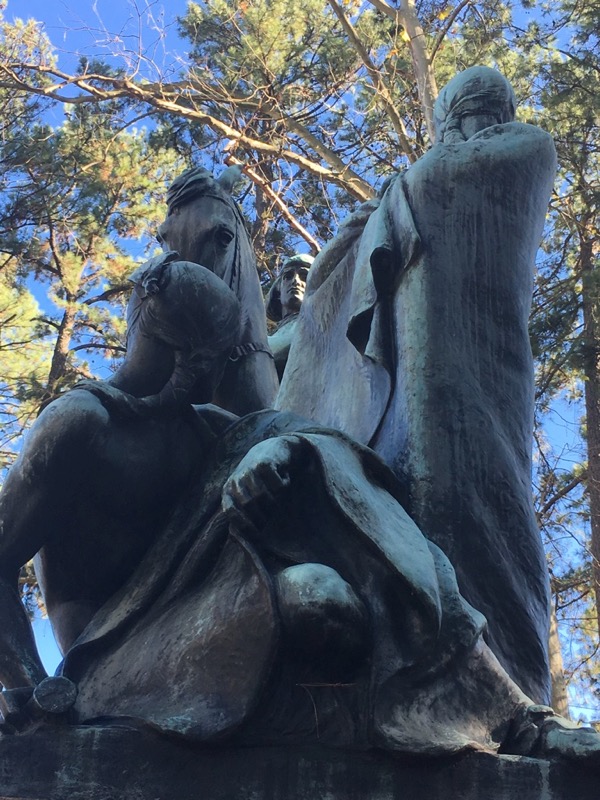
[59,408,505,754]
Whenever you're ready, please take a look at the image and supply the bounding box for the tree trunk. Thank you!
[549,605,570,717]
[397,0,438,139]
[41,304,77,406]
[367,0,439,140]
[580,229,600,638]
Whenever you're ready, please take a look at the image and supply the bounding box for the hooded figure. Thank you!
[277,67,557,703]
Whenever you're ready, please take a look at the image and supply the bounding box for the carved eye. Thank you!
[215,226,235,248]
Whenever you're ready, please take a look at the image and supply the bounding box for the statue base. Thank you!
[0,725,595,799]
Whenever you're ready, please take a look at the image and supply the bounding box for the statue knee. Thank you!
[274,563,370,679]
[11,390,109,490]
[33,391,108,454]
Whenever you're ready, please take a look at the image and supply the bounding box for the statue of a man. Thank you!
[0,257,243,677]
[266,254,314,380]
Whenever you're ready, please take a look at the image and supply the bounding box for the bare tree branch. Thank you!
[225,155,322,254]
[83,284,130,305]
[430,0,472,62]
[538,471,587,520]
[0,64,374,201]
[327,0,417,162]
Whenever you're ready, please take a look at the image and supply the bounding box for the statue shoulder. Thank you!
[467,121,557,166]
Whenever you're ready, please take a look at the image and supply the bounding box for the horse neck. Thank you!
[219,207,269,347]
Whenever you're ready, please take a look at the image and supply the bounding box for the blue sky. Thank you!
[8,0,191,77]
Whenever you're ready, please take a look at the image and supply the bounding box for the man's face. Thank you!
[279,264,309,318]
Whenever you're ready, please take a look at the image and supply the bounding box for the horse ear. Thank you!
[218,164,244,194]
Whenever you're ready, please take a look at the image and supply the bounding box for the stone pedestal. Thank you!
[0,725,595,800]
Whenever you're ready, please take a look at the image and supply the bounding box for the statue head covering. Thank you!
[433,66,516,144]
[266,253,314,322]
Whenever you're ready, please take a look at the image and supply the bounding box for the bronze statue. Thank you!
[266,254,314,380]
[277,66,556,703]
[157,166,279,415]
[1,72,600,780]
[0,258,242,684]
[0,254,577,758]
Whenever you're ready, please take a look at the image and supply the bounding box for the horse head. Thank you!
[157,167,244,291]
[156,166,279,415]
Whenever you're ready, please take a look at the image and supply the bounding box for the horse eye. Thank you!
[215,227,234,247]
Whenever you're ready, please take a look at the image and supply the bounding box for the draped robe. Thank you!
[277,121,557,702]
[55,402,526,755]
